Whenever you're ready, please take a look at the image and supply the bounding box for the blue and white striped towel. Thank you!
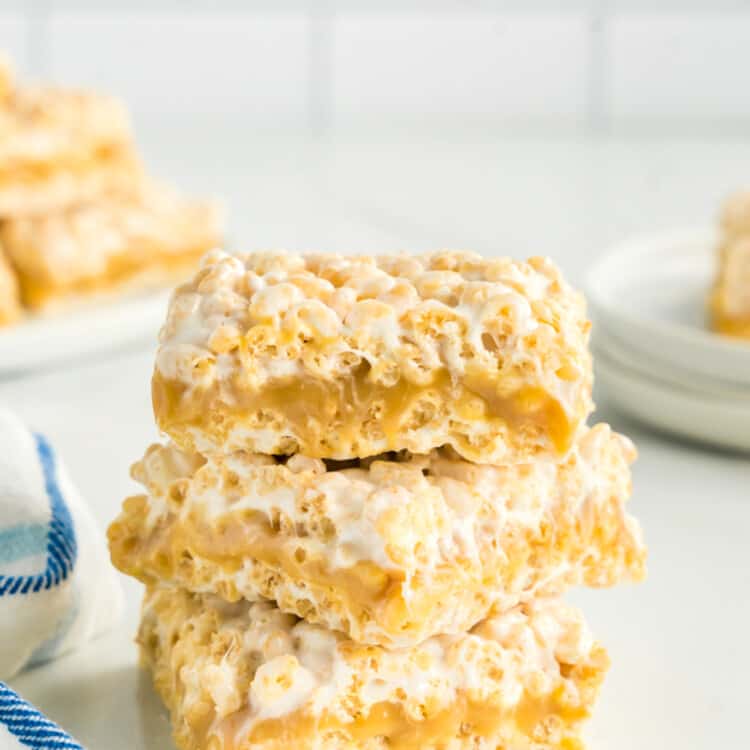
[0,682,83,749]
[0,407,122,679]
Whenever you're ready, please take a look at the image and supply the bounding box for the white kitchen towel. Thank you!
[0,408,122,680]
[0,682,83,749]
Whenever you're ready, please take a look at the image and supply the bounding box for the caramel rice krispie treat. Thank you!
[109,424,645,648]
[153,250,593,465]
[0,70,139,216]
[140,587,608,750]
[0,248,20,325]
[710,191,750,338]
[1,181,223,311]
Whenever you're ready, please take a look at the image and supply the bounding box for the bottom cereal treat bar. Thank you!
[1,180,222,311]
[140,587,609,750]
[110,423,646,649]
[0,249,20,325]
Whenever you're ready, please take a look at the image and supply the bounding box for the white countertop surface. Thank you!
[4,132,749,750]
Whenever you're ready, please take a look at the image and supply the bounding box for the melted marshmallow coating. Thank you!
[140,587,609,750]
[153,250,593,465]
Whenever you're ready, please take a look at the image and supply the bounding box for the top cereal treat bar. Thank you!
[153,250,593,464]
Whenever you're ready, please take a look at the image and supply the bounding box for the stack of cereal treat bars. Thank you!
[109,250,646,750]
[0,54,222,321]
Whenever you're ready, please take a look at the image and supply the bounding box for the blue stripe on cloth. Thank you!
[0,435,78,598]
[0,525,49,568]
[0,683,84,749]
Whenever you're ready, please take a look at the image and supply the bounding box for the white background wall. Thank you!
[2,1,750,135]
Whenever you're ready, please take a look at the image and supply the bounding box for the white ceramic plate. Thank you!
[0,291,170,375]
[594,347,750,452]
[587,228,750,387]
[593,327,750,400]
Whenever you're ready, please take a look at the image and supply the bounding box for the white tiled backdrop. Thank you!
[2,1,750,134]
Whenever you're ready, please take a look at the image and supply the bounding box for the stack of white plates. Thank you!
[586,228,750,452]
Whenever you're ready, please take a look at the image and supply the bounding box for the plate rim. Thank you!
[591,328,750,399]
[595,349,750,452]
[586,226,750,357]
[0,289,171,374]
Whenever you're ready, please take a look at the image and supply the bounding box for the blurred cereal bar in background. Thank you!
[0,248,20,325]
[0,53,13,101]
[0,54,139,218]
[711,191,750,339]
[2,181,223,312]
[0,52,224,323]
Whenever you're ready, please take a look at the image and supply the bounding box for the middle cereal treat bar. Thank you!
[109,424,645,648]
[152,250,593,464]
